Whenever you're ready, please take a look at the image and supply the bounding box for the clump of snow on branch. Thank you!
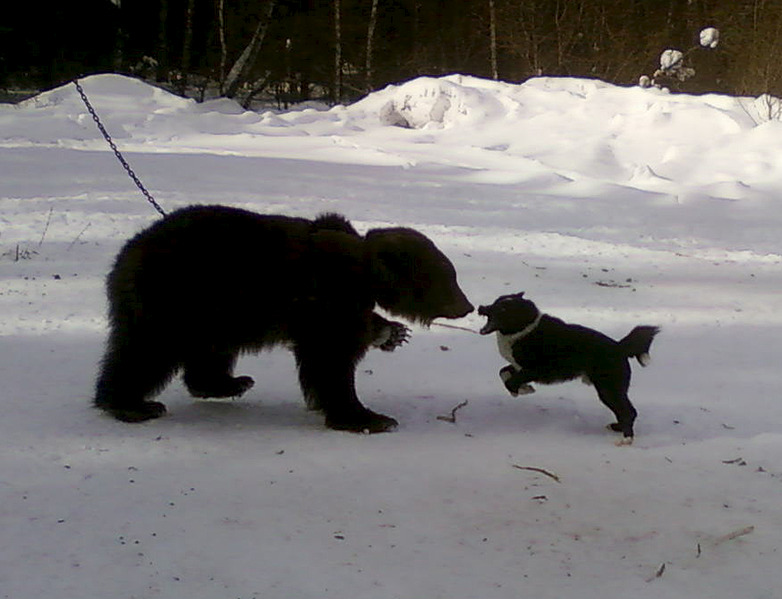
[660,49,684,72]
[700,27,720,49]
[639,27,719,90]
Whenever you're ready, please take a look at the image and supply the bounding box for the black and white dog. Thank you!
[478,292,659,443]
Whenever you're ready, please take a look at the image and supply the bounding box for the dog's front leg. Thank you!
[499,365,535,397]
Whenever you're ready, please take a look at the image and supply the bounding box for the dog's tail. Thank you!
[619,326,660,367]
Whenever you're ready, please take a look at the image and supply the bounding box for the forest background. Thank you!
[2,0,782,105]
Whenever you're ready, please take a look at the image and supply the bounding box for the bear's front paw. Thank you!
[188,376,255,399]
[375,321,411,352]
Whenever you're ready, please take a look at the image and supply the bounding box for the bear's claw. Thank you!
[378,321,411,352]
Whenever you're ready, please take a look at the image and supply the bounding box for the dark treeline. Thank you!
[3,0,782,104]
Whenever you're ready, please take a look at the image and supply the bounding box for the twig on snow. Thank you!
[645,562,666,582]
[437,400,468,423]
[713,525,754,547]
[38,208,53,247]
[512,464,561,483]
[67,223,91,251]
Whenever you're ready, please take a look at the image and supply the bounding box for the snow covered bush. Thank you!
[699,27,720,49]
[741,93,782,124]
[639,27,719,90]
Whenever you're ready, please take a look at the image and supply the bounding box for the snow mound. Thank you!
[369,75,512,129]
[3,73,782,194]
[21,74,192,115]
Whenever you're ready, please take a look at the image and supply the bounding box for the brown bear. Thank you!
[94,205,474,433]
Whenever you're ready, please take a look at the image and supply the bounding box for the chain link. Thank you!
[73,79,167,217]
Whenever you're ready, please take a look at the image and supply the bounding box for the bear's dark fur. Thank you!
[94,205,474,432]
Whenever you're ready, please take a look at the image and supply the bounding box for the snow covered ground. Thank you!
[1,74,781,598]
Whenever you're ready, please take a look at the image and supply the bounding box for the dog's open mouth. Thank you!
[477,305,495,335]
[479,321,496,335]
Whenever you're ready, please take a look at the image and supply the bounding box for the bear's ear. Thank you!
[309,229,367,288]
[364,229,406,301]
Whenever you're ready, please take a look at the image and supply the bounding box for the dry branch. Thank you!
[645,562,666,582]
[437,400,468,423]
[38,208,53,247]
[713,525,754,546]
[512,464,561,483]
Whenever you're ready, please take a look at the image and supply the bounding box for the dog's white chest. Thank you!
[496,332,522,369]
[494,313,541,370]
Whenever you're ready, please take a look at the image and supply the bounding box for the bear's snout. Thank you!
[441,296,474,319]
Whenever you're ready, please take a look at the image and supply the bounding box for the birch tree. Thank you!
[489,0,498,79]
[222,0,277,99]
[366,0,380,91]
[334,0,343,102]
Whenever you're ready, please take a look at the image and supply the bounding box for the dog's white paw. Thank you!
[615,436,634,447]
[500,368,534,397]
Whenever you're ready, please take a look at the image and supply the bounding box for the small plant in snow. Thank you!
[639,27,719,90]
[756,93,782,121]
[739,93,782,125]
[129,56,160,81]
[2,244,38,262]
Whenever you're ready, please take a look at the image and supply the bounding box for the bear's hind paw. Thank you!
[99,401,167,423]
[188,376,255,399]
[326,409,398,434]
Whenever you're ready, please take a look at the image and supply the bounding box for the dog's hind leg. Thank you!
[592,373,637,441]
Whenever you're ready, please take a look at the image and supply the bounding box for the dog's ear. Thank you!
[516,291,525,298]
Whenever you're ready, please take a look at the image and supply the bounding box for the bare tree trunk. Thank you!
[179,0,195,93]
[334,0,343,103]
[223,0,277,99]
[366,0,380,91]
[217,0,227,89]
[156,0,169,81]
[489,0,498,79]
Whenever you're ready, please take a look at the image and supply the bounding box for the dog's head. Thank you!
[478,292,540,335]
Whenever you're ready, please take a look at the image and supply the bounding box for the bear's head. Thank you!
[366,227,474,325]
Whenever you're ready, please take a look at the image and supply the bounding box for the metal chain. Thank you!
[73,79,167,217]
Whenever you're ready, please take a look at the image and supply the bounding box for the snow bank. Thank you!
[4,74,775,203]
